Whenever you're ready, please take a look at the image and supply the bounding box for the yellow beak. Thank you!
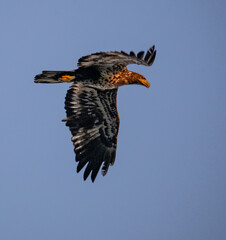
[138,78,150,88]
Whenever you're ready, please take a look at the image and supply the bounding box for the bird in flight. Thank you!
[35,46,157,182]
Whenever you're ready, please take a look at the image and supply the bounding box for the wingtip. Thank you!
[83,174,89,181]
[91,176,96,182]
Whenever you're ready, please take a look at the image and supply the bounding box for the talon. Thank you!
[60,75,75,82]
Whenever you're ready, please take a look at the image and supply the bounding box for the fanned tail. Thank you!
[34,70,76,83]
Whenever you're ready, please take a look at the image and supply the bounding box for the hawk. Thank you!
[35,46,157,182]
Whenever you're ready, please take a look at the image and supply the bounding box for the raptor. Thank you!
[35,46,156,182]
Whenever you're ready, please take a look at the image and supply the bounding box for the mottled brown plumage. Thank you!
[34,46,156,182]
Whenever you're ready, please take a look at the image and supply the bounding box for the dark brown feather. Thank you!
[137,51,145,59]
[64,85,119,182]
[130,51,136,57]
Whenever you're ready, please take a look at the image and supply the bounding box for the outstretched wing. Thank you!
[78,45,156,68]
[63,83,120,182]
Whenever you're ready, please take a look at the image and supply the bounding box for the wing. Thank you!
[63,83,120,182]
[78,45,156,68]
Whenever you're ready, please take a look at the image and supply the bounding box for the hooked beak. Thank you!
[138,78,150,88]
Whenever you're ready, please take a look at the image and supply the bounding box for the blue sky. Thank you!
[0,0,225,239]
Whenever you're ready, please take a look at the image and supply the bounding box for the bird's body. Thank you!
[35,46,156,182]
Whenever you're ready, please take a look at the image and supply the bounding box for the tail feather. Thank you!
[34,70,76,83]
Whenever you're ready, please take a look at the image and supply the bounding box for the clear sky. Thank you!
[0,0,225,239]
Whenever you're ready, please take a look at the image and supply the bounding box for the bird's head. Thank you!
[110,69,150,88]
[127,71,150,88]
